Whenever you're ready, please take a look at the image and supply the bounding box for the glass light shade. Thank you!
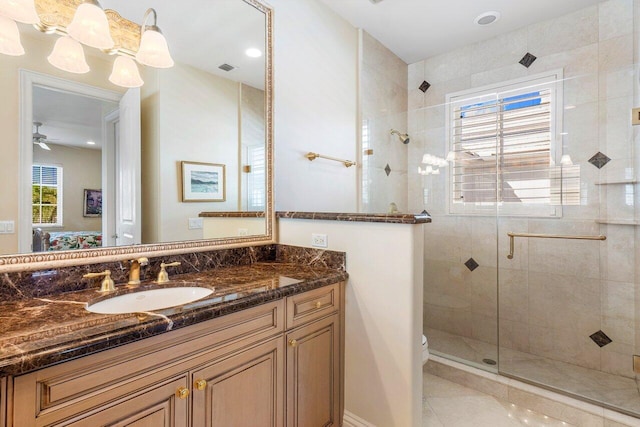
[135,29,174,68]
[47,36,89,73]
[560,154,573,166]
[0,15,24,55]
[67,2,114,50]
[0,0,38,24]
[446,151,456,162]
[109,56,143,88]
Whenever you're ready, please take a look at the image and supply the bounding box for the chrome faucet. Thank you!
[128,257,149,286]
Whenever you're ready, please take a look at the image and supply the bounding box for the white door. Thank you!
[115,89,141,246]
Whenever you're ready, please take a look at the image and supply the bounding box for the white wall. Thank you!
[279,219,424,427]
[141,63,241,243]
[270,0,359,212]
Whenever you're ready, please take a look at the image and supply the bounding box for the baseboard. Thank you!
[343,410,375,427]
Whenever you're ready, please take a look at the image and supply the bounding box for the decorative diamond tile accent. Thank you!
[464,258,479,272]
[419,80,431,93]
[519,52,537,68]
[589,330,612,347]
[588,152,611,169]
[384,164,391,176]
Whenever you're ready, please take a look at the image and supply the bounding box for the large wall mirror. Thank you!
[0,0,273,271]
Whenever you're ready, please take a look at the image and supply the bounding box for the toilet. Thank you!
[422,334,430,364]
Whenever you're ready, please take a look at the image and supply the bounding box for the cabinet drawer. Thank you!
[13,300,284,425]
[286,283,341,329]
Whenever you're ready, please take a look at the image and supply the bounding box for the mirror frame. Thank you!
[0,0,274,272]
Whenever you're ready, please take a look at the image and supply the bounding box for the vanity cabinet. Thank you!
[9,282,344,427]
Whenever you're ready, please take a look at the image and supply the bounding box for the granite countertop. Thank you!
[0,262,347,376]
[198,211,266,218]
[276,211,432,224]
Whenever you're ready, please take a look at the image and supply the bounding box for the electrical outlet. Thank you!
[311,233,328,248]
[238,228,249,236]
[188,218,203,230]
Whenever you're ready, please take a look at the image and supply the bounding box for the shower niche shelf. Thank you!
[595,219,640,226]
[594,180,637,185]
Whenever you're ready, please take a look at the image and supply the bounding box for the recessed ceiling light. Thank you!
[245,48,262,58]
[86,140,96,145]
[474,11,501,26]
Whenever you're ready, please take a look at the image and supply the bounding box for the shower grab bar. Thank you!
[305,152,356,168]
[507,232,606,259]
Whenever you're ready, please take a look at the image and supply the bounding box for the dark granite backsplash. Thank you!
[0,244,346,303]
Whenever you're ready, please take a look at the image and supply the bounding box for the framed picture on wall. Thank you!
[83,189,102,217]
[181,161,226,202]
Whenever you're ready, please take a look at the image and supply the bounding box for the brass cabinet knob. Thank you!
[195,379,207,391]
[315,301,322,309]
[176,387,190,399]
[289,339,298,348]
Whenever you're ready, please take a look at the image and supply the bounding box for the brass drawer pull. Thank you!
[176,387,190,399]
[315,301,322,309]
[194,379,207,391]
[289,339,298,347]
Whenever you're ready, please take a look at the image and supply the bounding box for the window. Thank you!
[446,71,577,216]
[246,145,266,211]
[32,164,63,226]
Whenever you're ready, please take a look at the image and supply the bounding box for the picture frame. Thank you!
[181,161,226,202]
[83,189,102,217]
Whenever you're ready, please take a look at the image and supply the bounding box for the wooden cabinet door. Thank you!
[191,338,284,427]
[286,314,340,427]
[64,376,189,427]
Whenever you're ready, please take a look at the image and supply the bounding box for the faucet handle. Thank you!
[83,270,115,292]
[157,261,181,283]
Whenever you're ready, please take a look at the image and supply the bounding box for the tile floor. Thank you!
[423,371,574,426]
[426,328,640,415]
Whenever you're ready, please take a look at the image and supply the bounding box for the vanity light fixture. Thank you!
[0,0,175,88]
[0,0,38,23]
[560,154,573,166]
[135,8,173,68]
[0,14,24,55]
[47,35,89,73]
[66,0,113,50]
[109,55,143,88]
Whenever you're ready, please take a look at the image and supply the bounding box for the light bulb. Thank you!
[67,0,114,50]
[136,27,173,68]
[109,56,143,88]
[47,36,89,73]
[422,154,433,164]
[0,0,38,24]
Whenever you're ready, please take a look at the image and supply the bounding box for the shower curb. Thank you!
[426,355,640,427]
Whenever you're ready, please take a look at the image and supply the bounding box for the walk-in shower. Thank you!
[361,0,640,419]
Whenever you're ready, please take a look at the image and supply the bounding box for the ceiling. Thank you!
[319,0,605,64]
[33,86,117,150]
[100,0,266,89]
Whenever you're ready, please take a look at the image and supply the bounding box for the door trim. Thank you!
[18,70,122,253]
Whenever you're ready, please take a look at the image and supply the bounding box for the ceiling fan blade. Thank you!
[37,141,51,151]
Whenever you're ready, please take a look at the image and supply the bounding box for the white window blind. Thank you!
[32,164,63,226]
[447,72,577,216]
[247,145,266,211]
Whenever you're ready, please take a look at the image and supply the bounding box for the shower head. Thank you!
[390,129,410,144]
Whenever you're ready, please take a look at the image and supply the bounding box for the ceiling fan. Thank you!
[32,122,57,151]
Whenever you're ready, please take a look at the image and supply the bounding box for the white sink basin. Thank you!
[86,286,214,314]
